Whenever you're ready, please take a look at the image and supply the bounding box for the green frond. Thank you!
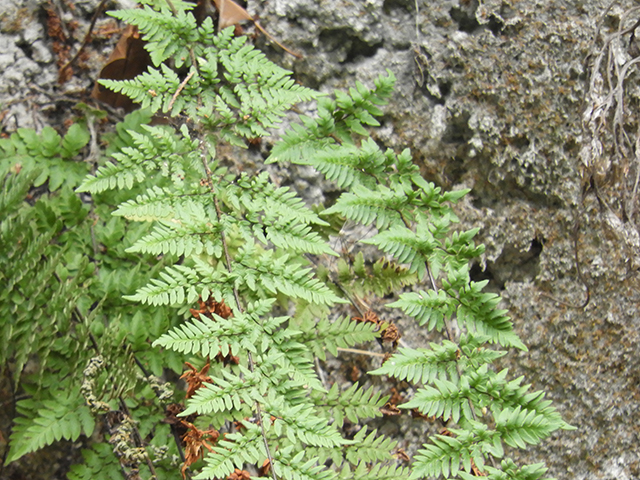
[67,443,123,480]
[100,63,183,113]
[323,184,410,230]
[301,316,378,361]
[315,383,388,427]
[126,220,223,257]
[370,340,462,384]
[110,5,198,67]
[266,221,338,256]
[196,423,264,479]
[125,264,202,306]
[153,311,257,357]
[267,71,395,167]
[238,172,329,226]
[465,366,571,432]
[267,121,338,165]
[273,449,338,480]
[271,403,347,448]
[445,228,485,266]
[494,406,558,449]
[364,222,447,279]
[387,289,455,332]
[78,125,198,193]
[0,126,90,190]
[236,247,346,306]
[182,366,263,416]
[266,337,325,391]
[344,427,396,465]
[6,388,95,463]
[459,458,551,480]
[337,254,418,298]
[411,423,503,479]
[340,461,411,480]
[402,377,474,423]
[456,282,527,350]
[113,186,207,222]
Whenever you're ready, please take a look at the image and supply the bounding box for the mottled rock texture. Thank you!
[1,0,639,479]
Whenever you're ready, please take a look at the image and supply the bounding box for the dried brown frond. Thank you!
[181,421,220,479]
[181,361,213,399]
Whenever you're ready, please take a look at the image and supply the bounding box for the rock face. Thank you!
[254,1,640,478]
[2,0,639,479]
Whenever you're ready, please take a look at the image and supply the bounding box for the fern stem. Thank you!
[199,141,279,480]
[426,262,455,342]
[336,347,386,358]
[168,70,196,113]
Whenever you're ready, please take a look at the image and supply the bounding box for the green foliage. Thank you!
[0,124,90,190]
[6,385,95,463]
[0,0,571,478]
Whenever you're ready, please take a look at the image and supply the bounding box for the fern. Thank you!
[1,0,572,478]
[6,384,95,463]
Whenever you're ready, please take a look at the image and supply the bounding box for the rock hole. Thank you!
[450,0,480,33]
[16,40,33,59]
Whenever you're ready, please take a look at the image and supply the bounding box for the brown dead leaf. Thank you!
[91,25,151,110]
[227,469,251,480]
[181,421,220,479]
[258,459,271,476]
[380,402,402,416]
[181,361,213,399]
[213,0,252,29]
[394,448,410,462]
[212,0,301,58]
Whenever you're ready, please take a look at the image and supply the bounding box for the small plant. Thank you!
[0,1,572,479]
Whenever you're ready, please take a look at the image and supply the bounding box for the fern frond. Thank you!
[344,427,396,465]
[267,71,395,166]
[236,247,345,306]
[456,281,527,350]
[411,423,502,479]
[182,366,262,416]
[110,5,198,67]
[458,458,551,480]
[126,220,223,257]
[6,388,95,463]
[273,449,337,480]
[270,403,347,448]
[314,383,387,428]
[153,311,257,357]
[370,341,462,384]
[266,337,324,391]
[465,366,570,432]
[265,221,338,256]
[196,423,264,479]
[340,461,412,480]
[125,264,203,306]
[337,253,418,298]
[301,316,378,361]
[113,186,209,222]
[67,443,123,480]
[239,172,329,226]
[387,289,455,332]
[493,406,558,449]
[78,125,198,193]
[402,377,474,423]
[323,184,410,230]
